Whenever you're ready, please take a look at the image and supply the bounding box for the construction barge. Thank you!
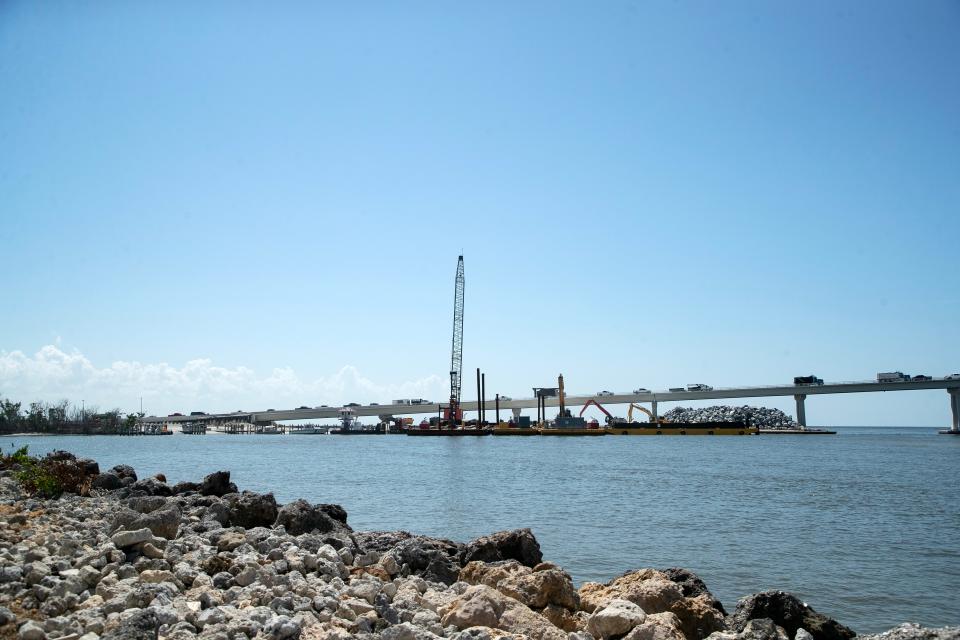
[406,428,490,436]
[403,422,758,436]
[490,426,541,436]
[607,422,757,435]
[538,415,606,436]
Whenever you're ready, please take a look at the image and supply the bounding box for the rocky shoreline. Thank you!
[0,450,956,640]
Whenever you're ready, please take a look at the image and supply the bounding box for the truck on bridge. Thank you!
[878,372,910,383]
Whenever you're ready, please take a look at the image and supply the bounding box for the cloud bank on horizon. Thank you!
[0,345,447,415]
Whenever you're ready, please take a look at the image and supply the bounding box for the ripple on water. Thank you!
[7,426,960,633]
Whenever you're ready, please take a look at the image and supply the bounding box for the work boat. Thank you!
[331,407,383,434]
[290,425,327,435]
[406,422,490,436]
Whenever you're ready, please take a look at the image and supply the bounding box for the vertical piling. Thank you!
[481,373,486,425]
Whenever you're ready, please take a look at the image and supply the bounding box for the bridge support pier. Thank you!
[794,394,807,428]
[651,400,658,421]
[950,390,960,432]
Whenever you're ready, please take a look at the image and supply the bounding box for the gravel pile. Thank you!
[662,406,800,429]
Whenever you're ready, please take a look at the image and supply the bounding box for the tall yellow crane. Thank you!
[558,374,566,416]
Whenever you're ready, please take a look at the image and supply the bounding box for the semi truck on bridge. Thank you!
[878,372,910,382]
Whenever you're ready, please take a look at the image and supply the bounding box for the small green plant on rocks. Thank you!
[1,445,90,498]
[1,444,31,467]
[16,458,62,498]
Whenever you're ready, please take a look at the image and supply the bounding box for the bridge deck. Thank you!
[143,378,960,423]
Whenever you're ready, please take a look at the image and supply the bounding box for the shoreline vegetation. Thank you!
[0,396,143,437]
[0,447,957,640]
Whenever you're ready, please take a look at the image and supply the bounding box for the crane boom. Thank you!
[448,256,465,420]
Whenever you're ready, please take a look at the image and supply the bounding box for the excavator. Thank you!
[578,398,670,425]
[579,399,626,425]
[627,403,668,424]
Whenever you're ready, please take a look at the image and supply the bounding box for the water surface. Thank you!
[8,427,959,633]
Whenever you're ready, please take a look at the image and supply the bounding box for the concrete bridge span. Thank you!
[143,377,960,432]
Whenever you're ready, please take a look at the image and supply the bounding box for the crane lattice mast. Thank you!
[448,255,465,422]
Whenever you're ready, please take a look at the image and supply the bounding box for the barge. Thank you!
[333,426,385,435]
[539,415,606,436]
[491,425,540,436]
[539,427,606,436]
[406,427,491,436]
[605,421,758,435]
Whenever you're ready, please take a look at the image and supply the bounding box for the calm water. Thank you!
[6,428,959,633]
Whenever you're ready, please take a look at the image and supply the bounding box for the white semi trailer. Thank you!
[877,372,910,382]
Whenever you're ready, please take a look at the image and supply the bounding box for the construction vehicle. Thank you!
[443,256,465,424]
[579,398,625,426]
[627,403,666,424]
[555,374,587,426]
[545,374,595,433]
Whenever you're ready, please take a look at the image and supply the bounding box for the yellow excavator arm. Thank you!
[627,403,666,424]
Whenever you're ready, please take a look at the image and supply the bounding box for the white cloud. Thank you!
[0,345,446,415]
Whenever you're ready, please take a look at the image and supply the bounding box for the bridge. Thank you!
[143,377,960,432]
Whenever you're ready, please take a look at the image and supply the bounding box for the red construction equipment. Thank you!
[579,398,624,425]
[579,398,613,420]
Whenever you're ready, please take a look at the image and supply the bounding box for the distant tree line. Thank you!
[0,396,142,435]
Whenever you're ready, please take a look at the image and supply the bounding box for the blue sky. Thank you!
[1,1,958,425]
